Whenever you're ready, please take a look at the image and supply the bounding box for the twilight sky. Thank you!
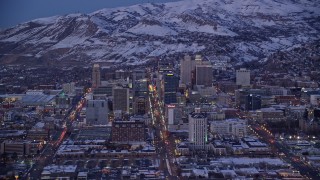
[0,0,181,29]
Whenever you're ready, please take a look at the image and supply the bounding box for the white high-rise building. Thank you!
[86,99,108,125]
[92,64,101,88]
[180,55,196,85]
[210,118,247,137]
[236,68,250,86]
[188,108,208,150]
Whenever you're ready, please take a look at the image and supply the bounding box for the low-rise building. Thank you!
[77,172,88,180]
[176,142,190,156]
[210,119,247,137]
[211,141,227,155]
[41,165,77,180]
[256,108,285,122]
[0,140,42,156]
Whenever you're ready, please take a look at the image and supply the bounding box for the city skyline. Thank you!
[0,0,319,179]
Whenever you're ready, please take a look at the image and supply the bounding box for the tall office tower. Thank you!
[195,54,203,64]
[164,73,179,105]
[196,64,213,87]
[189,108,208,150]
[86,99,108,125]
[158,61,174,73]
[132,69,146,83]
[113,86,129,113]
[180,55,196,85]
[245,94,261,111]
[236,68,250,86]
[92,64,101,88]
[133,79,148,97]
[134,96,147,115]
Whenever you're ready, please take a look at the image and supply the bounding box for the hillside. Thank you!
[0,0,319,67]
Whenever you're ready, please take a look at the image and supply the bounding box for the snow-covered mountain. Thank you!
[0,0,319,66]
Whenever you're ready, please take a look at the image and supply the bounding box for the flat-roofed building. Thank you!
[189,108,208,150]
[180,55,196,85]
[112,86,129,113]
[0,140,42,156]
[86,99,109,125]
[210,118,247,137]
[196,65,213,87]
[236,68,250,86]
[92,64,101,88]
[112,120,145,143]
[41,165,77,180]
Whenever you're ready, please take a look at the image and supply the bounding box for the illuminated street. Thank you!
[24,89,90,180]
[251,122,320,179]
[148,73,178,179]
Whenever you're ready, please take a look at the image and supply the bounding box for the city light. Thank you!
[1,2,319,179]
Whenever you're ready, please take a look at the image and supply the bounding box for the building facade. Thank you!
[92,64,101,88]
[196,65,213,87]
[236,68,250,86]
[180,55,196,85]
[134,96,147,115]
[62,82,75,94]
[112,121,145,143]
[188,108,208,150]
[165,104,183,131]
[0,140,42,156]
[245,94,262,111]
[210,118,247,137]
[86,99,108,125]
[163,74,179,105]
[113,87,130,113]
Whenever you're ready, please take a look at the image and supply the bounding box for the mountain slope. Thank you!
[0,0,319,66]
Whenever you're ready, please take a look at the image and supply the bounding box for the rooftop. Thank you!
[21,94,55,105]
[42,165,77,174]
[189,112,207,118]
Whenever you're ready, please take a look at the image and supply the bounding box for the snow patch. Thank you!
[127,24,177,36]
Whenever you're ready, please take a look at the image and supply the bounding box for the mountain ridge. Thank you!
[0,0,319,66]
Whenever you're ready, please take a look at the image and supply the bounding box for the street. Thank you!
[251,122,320,179]
[23,90,89,180]
[148,75,178,179]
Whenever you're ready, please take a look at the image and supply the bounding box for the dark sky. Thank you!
[0,0,181,29]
